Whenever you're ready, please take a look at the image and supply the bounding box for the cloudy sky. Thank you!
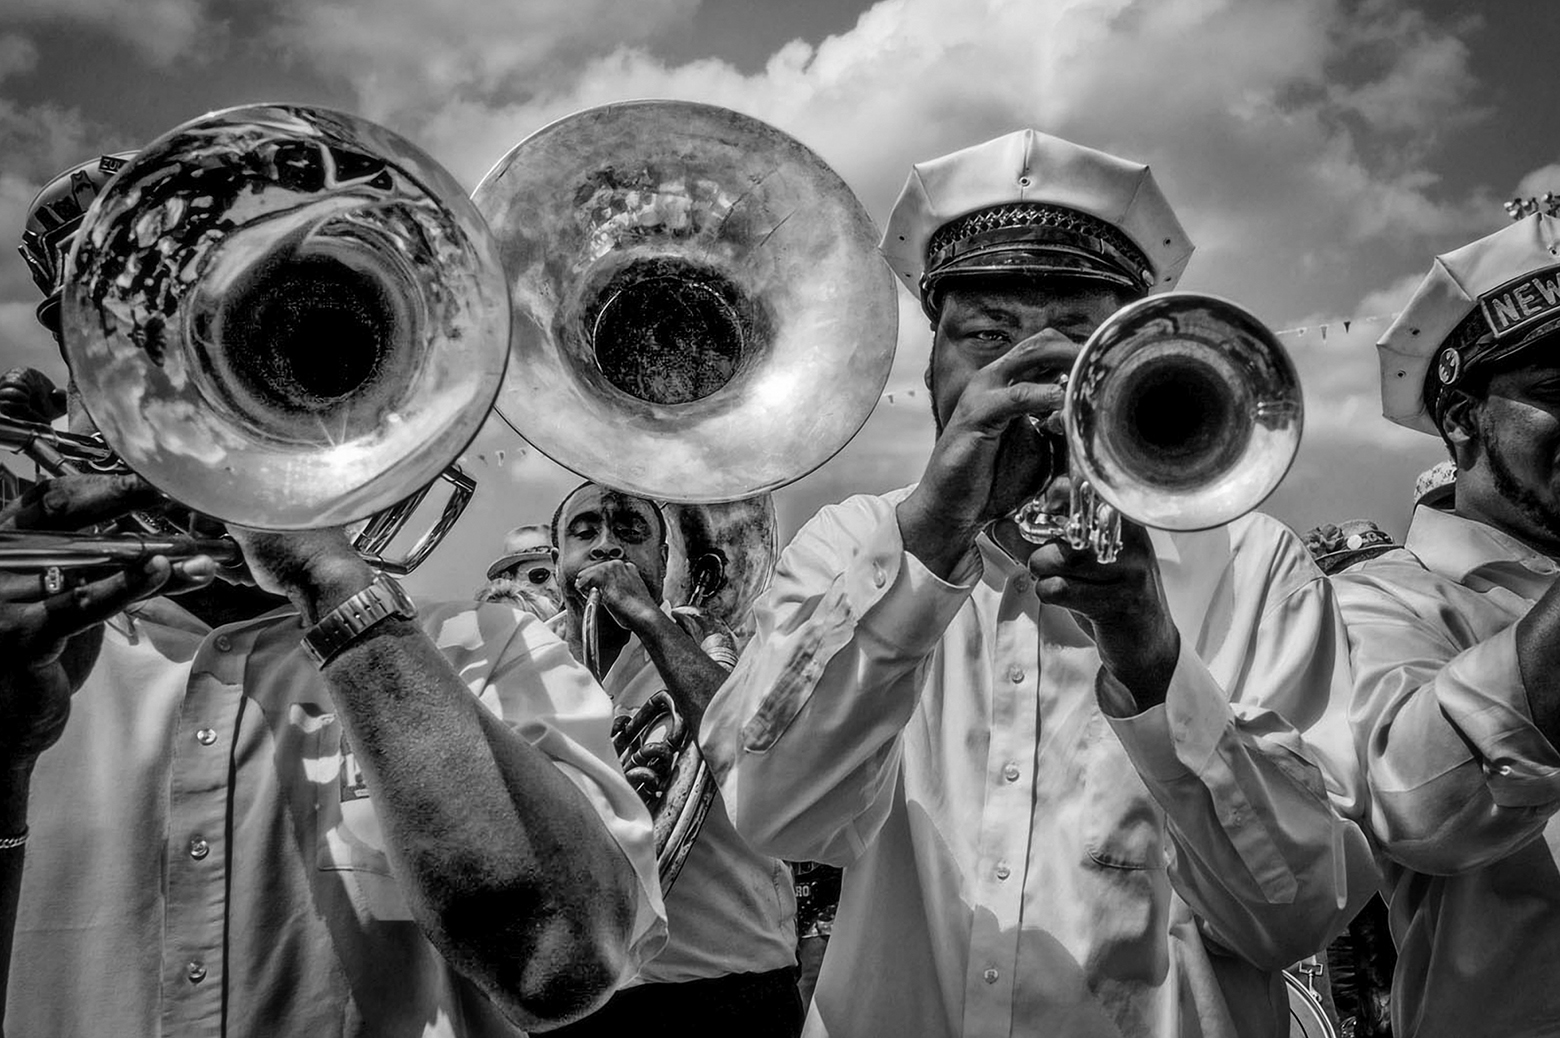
[1,0,1556,600]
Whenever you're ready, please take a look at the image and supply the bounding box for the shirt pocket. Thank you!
[1081,710,1167,870]
[312,720,415,920]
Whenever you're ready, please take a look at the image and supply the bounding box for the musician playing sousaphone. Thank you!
[0,113,667,1037]
[544,480,801,1037]
[700,130,1377,1036]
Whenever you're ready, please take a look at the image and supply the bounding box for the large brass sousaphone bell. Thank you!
[62,105,510,531]
[474,99,898,503]
[474,100,899,888]
[0,104,510,577]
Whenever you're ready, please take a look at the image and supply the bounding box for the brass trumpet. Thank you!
[1014,292,1303,561]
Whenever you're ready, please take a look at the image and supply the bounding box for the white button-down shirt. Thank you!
[549,608,798,985]
[8,596,666,1038]
[1336,505,1560,1038]
[701,489,1374,1038]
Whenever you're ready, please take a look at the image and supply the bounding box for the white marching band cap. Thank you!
[1380,213,1560,435]
[881,129,1195,319]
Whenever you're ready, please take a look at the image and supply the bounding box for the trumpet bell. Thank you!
[472,99,898,504]
[60,104,510,529]
[1066,293,1303,532]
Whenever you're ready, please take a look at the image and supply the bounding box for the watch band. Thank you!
[300,574,418,669]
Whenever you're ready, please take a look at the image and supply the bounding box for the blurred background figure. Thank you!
[1414,460,1457,510]
[476,522,561,619]
[1302,519,1398,576]
[1301,517,1399,1038]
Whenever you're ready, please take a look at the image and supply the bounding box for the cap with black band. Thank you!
[1378,213,1560,435]
[880,128,1194,322]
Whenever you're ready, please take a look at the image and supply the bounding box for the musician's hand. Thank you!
[222,526,372,623]
[0,473,217,765]
[897,331,1076,579]
[1025,513,1180,713]
[575,559,662,632]
[0,368,67,425]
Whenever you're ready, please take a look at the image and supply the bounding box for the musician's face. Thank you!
[557,485,668,612]
[1463,356,1560,548]
[927,277,1130,436]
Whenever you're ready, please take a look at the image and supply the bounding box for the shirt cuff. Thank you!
[1437,624,1560,808]
[848,509,980,656]
[1103,637,1228,783]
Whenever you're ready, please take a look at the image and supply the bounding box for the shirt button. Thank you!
[983,968,1000,984]
[1007,665,1025,684]
[995,862,1011,880]
[189,836,210,861]
[1002,761,1021,782]
[196,728,218,746]
[872,563,887,588]
[187,961,207,984]
[213,635,232,652]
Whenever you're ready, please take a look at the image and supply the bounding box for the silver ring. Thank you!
[42,566,64,596]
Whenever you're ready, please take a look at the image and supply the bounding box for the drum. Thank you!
[1287,969,1340,1038]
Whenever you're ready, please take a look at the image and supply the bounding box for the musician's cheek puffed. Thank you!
[700,129,1378,1038]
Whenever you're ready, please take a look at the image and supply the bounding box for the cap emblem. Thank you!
[1436,346,1462,385]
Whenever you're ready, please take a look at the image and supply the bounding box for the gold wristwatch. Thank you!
[300,573,418,668]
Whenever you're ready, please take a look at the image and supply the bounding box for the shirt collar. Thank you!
[1404,504,1560,582]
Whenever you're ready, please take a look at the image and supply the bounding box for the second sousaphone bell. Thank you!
[473,99,898,503]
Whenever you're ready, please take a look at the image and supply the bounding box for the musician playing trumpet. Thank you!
[700,130,1377,1037]
[546,481,801,1038]
[0,154,667,1037]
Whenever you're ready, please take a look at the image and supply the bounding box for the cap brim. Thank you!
[486,553,554,580]
[921,247,1141,318]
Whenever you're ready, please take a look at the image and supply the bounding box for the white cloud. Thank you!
[1515,162,1560,202]
[271,0,700,121]
[339,0,1492,315]
[0,0,212,66]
